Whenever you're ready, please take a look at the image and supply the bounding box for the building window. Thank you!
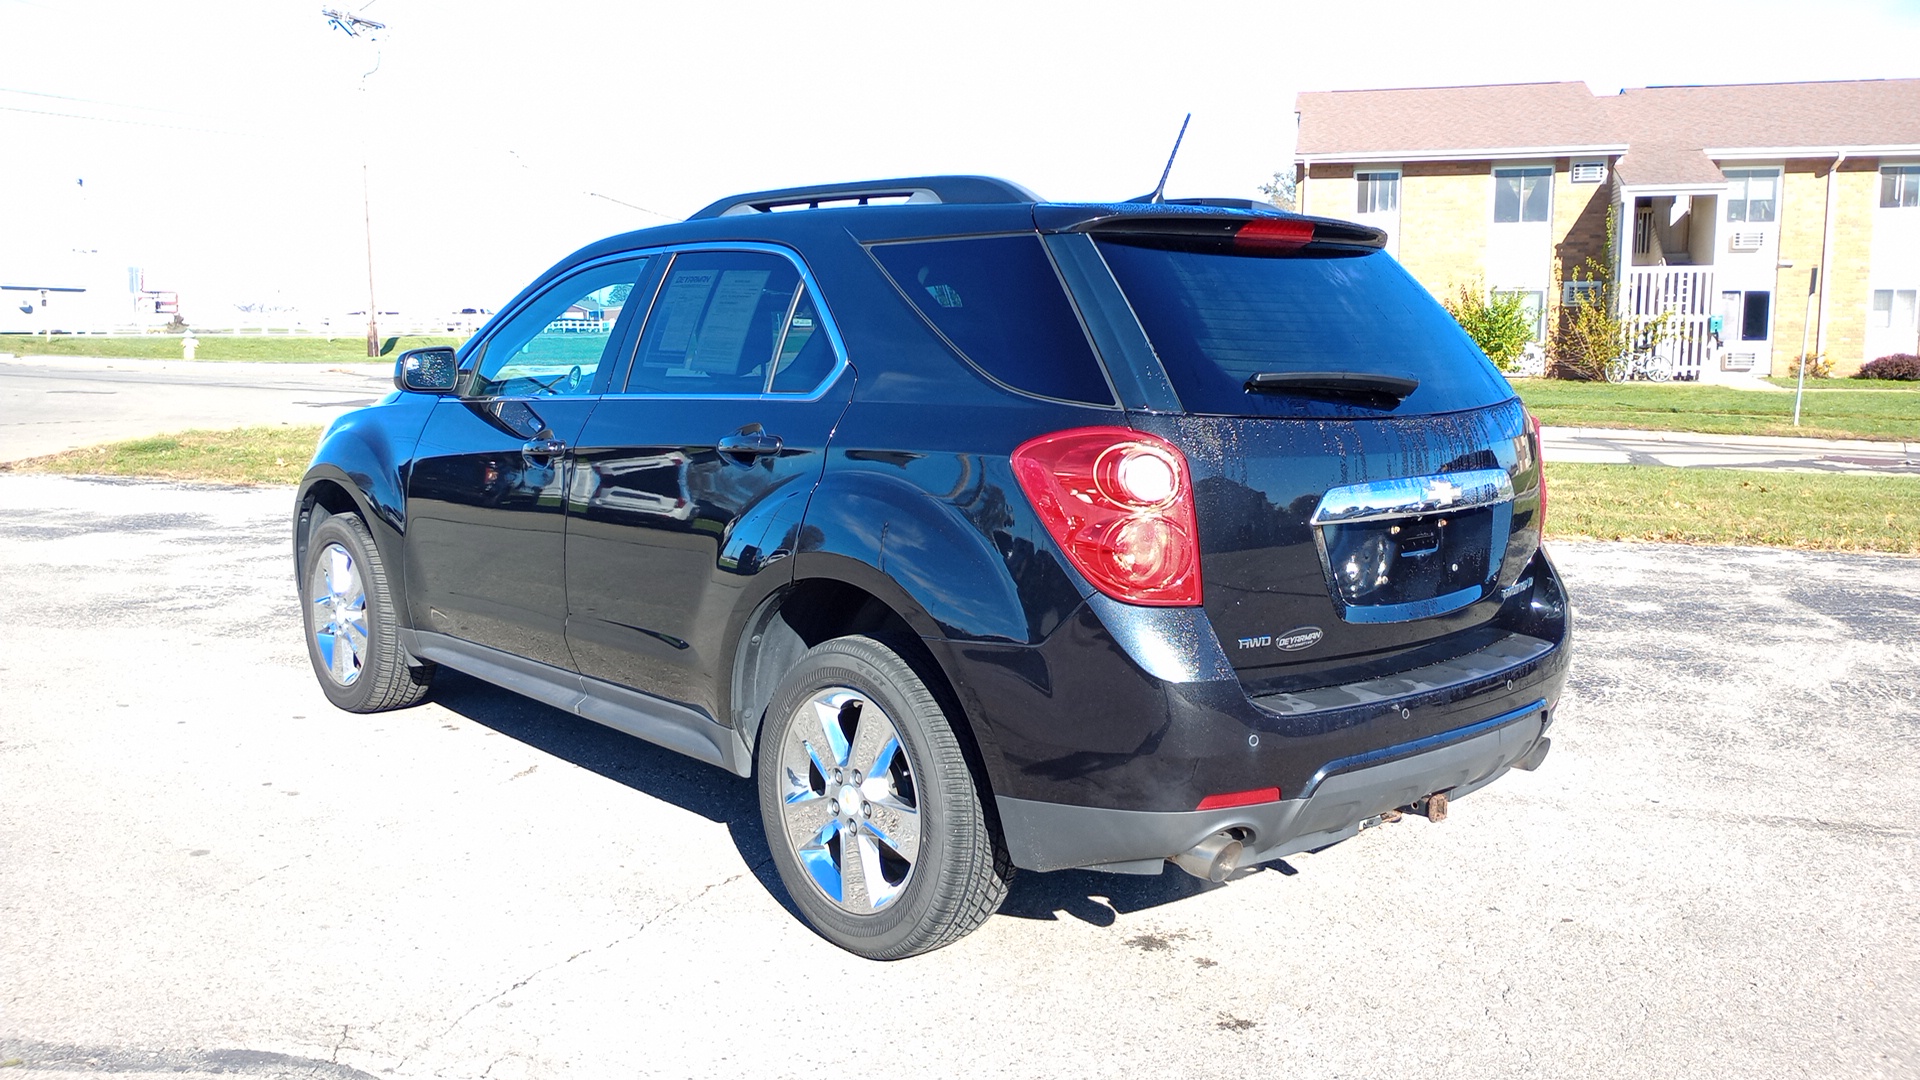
[1355,171,1399,215]
[1725,169,1778,223]
[1872,289,1918,330]
[1882,166,1920,209]
[1493,289,1546,338]
[1493,167,1552,223]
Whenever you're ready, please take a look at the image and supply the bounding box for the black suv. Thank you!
[294,176,1570,959]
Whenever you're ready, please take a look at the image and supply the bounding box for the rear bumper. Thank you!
[938,546,1571,873]
[998,701,1549,873]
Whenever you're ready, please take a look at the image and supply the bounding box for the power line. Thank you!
[0,85,208,118]
[0,102,242,137]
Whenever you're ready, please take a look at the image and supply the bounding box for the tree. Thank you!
[1443,282,1534,371]
[1259,171,1297,211]
[1546,206,1670,381]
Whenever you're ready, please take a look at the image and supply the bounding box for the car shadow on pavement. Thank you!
[427,669,1295,932]
[996,858,1297,927]
[424,670,802,924]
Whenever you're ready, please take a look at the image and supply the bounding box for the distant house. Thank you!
[1293,79,1920,379]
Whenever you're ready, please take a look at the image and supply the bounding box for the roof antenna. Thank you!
[1138,113,1191,204]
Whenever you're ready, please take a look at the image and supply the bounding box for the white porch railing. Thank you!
[1623,268,1714,378]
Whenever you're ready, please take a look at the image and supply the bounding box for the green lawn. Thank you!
[1548,463,1920,554]
[0,425,323,486]
[1514,378,1920,442]
[0,334,465,363]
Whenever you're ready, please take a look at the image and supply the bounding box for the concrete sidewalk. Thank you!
[1541,425,1919,475]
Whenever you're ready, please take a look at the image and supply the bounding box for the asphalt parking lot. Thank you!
[1,473,1915,1080]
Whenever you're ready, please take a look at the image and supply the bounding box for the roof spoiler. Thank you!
[689,175,1040,220]
[1033,203,1388,248]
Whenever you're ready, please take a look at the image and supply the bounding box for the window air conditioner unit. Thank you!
[1571,161,1607,184]
[1729,232,1765,252]
[1722,351,1757,372]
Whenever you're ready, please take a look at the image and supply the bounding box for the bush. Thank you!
[1787,352,1832,379]
[1443,283,1535,371]
[1857,353,1920,380]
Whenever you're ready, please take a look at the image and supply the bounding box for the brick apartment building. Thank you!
[1293,79,1920,380]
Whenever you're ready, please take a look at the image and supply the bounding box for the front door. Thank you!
[564,247,852,721]
[405,255,654,669]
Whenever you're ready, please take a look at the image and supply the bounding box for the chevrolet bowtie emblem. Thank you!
[1423,478,1462,507]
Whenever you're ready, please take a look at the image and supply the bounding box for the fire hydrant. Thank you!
[181,332,198,361]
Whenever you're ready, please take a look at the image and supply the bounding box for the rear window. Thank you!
[870,235,1115,405]
[1095,240,1512,417]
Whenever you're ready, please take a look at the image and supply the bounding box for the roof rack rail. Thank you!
[688,175,1039,220]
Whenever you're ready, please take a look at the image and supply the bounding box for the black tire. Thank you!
[756,635,1011,959]
[300,513,434,713]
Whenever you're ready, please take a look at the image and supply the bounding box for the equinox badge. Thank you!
[1237,626,1325,652]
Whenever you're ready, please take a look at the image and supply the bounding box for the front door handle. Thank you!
[717,432,783,460]
[522,438,567,466]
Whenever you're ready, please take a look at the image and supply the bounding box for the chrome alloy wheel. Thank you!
[309,541,369,686]
[776,688,922,913]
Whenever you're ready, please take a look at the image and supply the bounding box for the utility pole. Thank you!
[1793,266,1818,427]
[322,6,387,357]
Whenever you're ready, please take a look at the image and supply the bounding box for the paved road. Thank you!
[1,473,1915,1079]
[1544,425,1920,475]
[4,355,1917,474]
[0,357,392,464]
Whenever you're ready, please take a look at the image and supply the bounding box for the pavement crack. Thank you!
[430,871,749,1044]
[222,854,315,896]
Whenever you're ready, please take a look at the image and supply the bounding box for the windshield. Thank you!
[1095,240,1513,418]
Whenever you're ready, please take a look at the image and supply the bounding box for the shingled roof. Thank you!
[1296,79,1920,187]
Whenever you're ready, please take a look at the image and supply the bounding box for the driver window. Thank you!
[467,257,649,398]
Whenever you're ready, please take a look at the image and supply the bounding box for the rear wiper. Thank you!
[1244,370,1420,402]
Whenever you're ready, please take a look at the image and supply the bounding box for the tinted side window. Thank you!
[468,257,649,398]
[626,251,805,396]
[769,290,837,393]
[1096,241,1512,418]
[870,236,1114,406]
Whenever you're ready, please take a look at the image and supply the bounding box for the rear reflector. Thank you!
[1196,787,1281,810]
[1232,218,1314,253]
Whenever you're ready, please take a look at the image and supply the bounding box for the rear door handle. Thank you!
[522,438,567,465]
[717,432,783,460]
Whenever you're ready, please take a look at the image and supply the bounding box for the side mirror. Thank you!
[395,346,458,393]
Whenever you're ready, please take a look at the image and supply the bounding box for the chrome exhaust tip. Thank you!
[1168,832,1244,883]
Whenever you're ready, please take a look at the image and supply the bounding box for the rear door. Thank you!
[564,246,852,720]
[1060,220,1545,692]
[404,255,652,669]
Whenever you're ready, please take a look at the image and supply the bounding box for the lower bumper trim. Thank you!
[996,706,1547,874]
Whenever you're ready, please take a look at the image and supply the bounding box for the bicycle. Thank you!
[1604,349,1675,383]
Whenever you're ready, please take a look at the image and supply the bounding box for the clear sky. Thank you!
[3,0,1917,321]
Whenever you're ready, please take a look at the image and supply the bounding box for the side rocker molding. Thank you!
[404,630,754,776]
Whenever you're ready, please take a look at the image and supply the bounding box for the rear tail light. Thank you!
[1529,413,1548,536]
[1011,426,1203,606]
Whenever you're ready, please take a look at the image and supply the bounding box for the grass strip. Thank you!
[1514,379,1920,442]
[0,334,464,363]
[8,427,1915,554]
[1548,462,1920,554]
[1,425,325,486]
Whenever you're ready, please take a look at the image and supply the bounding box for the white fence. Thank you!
[1623,268,1714,379]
